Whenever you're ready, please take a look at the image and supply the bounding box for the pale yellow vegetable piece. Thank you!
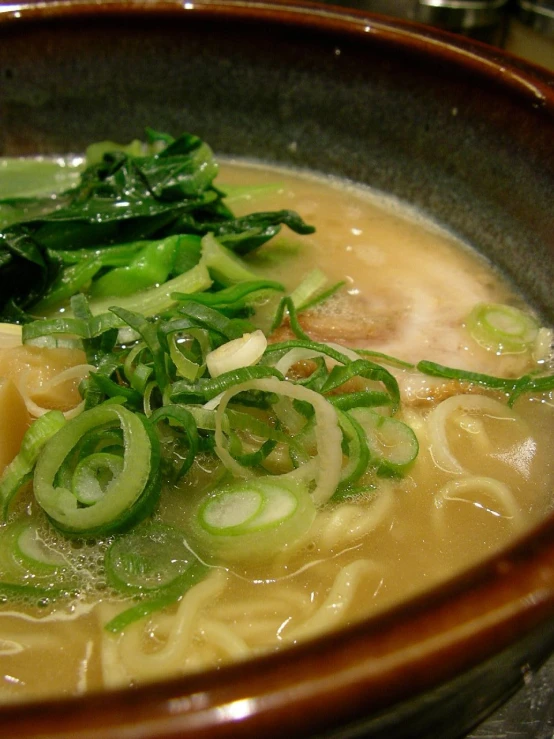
[0,377,30,476]
[0,345,86,414]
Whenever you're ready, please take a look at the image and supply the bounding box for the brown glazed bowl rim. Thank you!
[1,2,554,737]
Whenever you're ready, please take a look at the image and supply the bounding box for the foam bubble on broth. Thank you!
[0,160,552,700]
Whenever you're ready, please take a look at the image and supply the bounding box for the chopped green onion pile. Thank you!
[0,130,552,632]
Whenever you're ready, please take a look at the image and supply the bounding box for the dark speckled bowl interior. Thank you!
[0,2,554,737]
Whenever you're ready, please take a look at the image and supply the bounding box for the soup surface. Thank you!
[0,159,552,701]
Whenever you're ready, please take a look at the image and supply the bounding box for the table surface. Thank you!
[468,653,554,738]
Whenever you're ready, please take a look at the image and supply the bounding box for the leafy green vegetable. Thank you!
[0,131,314,320]
[0,157,82,200]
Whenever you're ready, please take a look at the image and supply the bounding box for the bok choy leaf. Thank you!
[0,131,314,319]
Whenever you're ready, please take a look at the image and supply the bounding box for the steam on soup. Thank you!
[0,135,553,701]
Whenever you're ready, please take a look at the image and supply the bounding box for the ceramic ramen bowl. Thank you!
[0,1,553,737]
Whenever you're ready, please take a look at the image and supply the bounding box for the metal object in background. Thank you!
[322,0,553,69]
[415,0,510,44]
[416,0,508,30]
[504,1,554,70]
[516,0,554,37]
[323,0,510,44]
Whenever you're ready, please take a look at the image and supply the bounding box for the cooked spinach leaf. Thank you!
[0,131,314,319]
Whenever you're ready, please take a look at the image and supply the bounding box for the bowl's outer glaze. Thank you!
[0,2,553,737]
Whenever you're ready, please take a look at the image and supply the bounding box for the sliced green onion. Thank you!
[349,408,419,476]
[171,365,283,404]
[264,338,354,367]
[291,356,329,392]
[0,580,71,607]
[0,519,73,597]
[466,303,539,354]
[110,306,168,391]
[175,301,255,342]
[270,296,311,340]
[321,358,400,415]
[417,360,554,407]
[105,522,202,594]
[232,436,278,467]
[336,410,370,488]
[355,348,414,370]
[417,360,518,392]
[190,477,316,562]
[149,405,199,480]
[213,377,342,505]
[329,391,392,411]
[33,404,160,537]
[508,373,554,406]
[22,316,90,345]
[72,453,125,506]
[172,279,284,312]
[103,566,207,634]
[332,483,377,503]
[158,320,211,382]
[88,373,143,409]
[123,342,154,394]
[13,520,67,573]
[168,334,205,381]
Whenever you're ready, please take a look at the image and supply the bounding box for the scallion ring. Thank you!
[34,404,160,537]
[189,477,316,562]
[213,377,342,505]
[466,303,539,354]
